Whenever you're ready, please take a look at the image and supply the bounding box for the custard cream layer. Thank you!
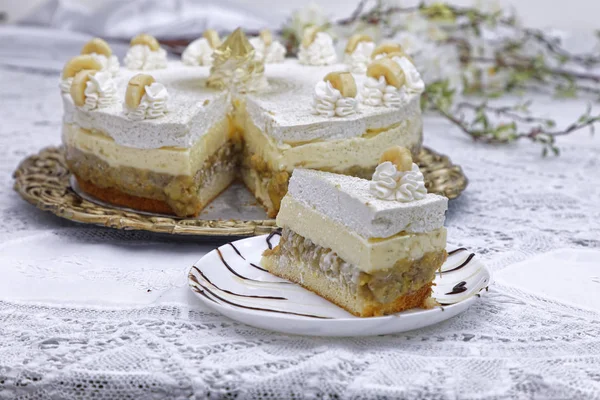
[240,103,422,172]
[276,195,447,273]
[62,118,230,176]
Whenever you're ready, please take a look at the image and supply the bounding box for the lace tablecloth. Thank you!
[1,58,600,399]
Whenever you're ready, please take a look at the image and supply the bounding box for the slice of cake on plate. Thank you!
[261,146,448,317]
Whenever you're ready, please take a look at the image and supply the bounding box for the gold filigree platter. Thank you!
[13,147,468,237]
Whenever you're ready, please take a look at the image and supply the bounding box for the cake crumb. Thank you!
[422,296,439,309]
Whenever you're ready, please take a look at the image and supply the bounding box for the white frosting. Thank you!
[383,85,403,108]
[124,45,168,70]
[61,94,75,124]
[245,61,422,143]
[343,41,375,74]
[392,56,425,94]
[362,76,405,108]
[286,168,447,237]
[370,162,427,202]
[182,38,214,66]
[311,81,358,118]
[63,60,421,149]
[89,53,120,76]
[80,71,119,111]
[362,76,386,106]
[298,32,337,66]
[124,82,169,121]
[59,77,73,93]
[249,37,286,63]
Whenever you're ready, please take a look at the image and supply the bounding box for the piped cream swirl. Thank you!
[312,81,358,118]
[370,161,427,202]
[250,37,286,63]
[89,53,120,76]
[182,38,214,66]
[124,45,168,70]
[124,82,169,120]
[343,41,375,74]
[298,32,337,66]
[81,71,119,111]
[392,56,425,94]
[362,76,405,108]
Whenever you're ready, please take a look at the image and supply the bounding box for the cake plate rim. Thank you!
[12,146,468,237]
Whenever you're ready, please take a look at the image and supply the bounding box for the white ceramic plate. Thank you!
[188,233,491,336]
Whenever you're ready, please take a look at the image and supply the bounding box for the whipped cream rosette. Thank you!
[60,55,103,94]
[249,29,286,64]
[344,41,375,74]
[371,43,410,60]
[312,71,359,117]
[390,55,425,94]
[298,27,337,66]
[343,34,375,74]
[125,34,168,70]
[81,38,120,77]
[362,58,406,108]
[69,70,119,111]
[182,30,222,66]
[123,74,169,121]
[370,146,427,202]
[362,56,424,108]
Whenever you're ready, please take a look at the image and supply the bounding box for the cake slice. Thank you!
[261,147,448,317]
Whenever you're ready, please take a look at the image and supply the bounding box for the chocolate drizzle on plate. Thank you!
[249,262,269,272]
[227,242,246,260]
[266,228,282,250]
[193,278,331,319]
[227,240,281,275]
[192,266,288,300]
[448,247,468,255]
[216,248,265,282]
[217,246,292,284]
[445,281,468,295]
[438,253,475,275]
[188,273,218,303]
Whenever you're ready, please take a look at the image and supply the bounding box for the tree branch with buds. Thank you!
[423,80,599,156]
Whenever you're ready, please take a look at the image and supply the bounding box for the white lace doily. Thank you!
[1,62,600,399]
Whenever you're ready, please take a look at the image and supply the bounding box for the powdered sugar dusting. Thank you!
[64,60,421,149]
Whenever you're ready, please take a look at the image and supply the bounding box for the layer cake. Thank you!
[59,30,425,217]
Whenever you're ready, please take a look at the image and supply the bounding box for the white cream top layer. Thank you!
[62,60,421,149]
[62,62,228,149]
[245,60,421,144]
[287,168,448,238]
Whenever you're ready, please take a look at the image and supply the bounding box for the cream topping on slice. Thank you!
[286,168,447,238]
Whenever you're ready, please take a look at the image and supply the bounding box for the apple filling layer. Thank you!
[65,142,239,216]
[264,228,447,305]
